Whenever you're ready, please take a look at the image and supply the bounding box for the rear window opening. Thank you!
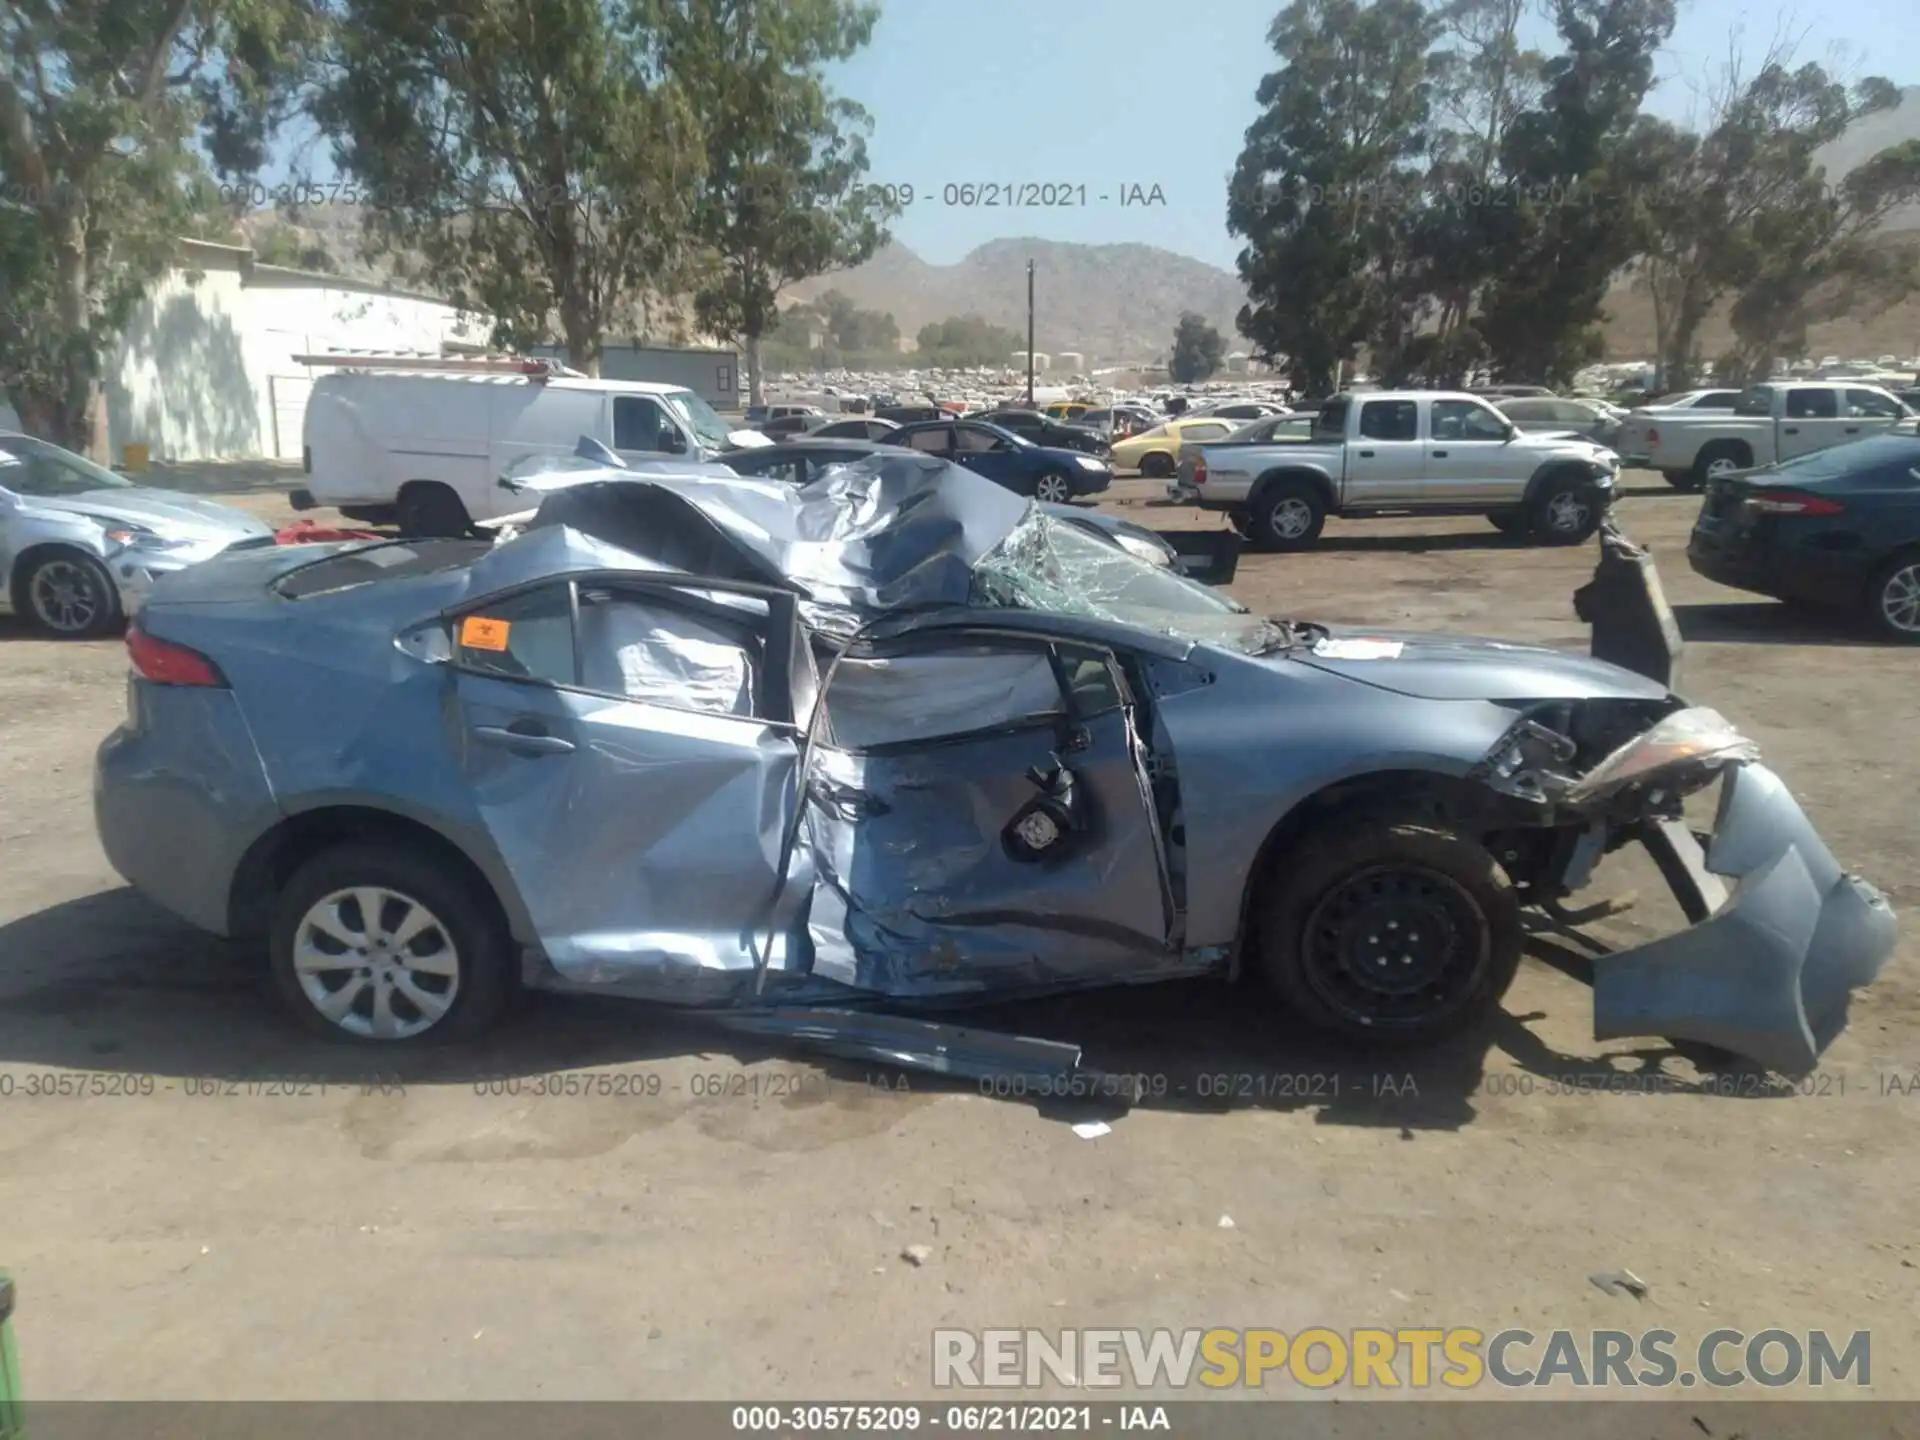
[271,539,491,599]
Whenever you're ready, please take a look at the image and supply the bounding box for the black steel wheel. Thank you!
[1258,822,1520,1045]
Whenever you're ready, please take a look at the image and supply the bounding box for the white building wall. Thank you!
[106,240,485,462]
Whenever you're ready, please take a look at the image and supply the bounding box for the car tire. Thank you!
[1248,480,1327,552]
[1661,469,1701,492]
[1256,822,1521,1047]
[1867,550,1920,643]
[1690,442,1751,490]
[268,841,514,1045]
[1526,472,1603,545]
[18,549,124,639]
[396,482,473,538]
[1138,452,1175,479]
[1032,471,1075,505]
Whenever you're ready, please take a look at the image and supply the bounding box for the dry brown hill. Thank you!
[786,237,1247,367]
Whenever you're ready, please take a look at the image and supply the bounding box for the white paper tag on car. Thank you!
[1312,637,1404,660]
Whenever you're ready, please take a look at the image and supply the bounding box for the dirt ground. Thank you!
[0,462,1915,1407]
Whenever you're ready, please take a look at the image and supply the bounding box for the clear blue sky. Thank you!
[830,0,1918,269]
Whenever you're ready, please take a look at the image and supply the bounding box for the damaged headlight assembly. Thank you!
[1476,704,1896,1075]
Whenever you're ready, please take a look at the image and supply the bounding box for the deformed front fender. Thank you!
[1593,763,1897,1074]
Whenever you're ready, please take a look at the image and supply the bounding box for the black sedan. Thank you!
[889,419,1112,504]
[1686,431,1920,641]
[808,417,901,441]
[971,408,1108,455]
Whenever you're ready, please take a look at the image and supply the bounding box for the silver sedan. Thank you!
[0,432,276,637]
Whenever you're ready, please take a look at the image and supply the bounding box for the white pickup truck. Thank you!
[1623,381,1915,491]
[1173,390,1620,550]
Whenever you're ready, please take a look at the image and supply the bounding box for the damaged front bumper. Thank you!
[1597,761,1896,1074]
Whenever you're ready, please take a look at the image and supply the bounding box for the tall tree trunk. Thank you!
[51,202,108,461]
[744,330,763,407]
[561,298,601,377]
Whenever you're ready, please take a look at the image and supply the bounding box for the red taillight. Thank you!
[126,625,226,686]
[1744,489,1846,516]
[1192,456,1208,486]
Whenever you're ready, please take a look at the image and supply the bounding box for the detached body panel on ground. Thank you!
[93,456,1896,1078]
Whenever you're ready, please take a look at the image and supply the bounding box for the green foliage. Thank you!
[656,0,891,403]
[311,0,702,374]
[911,315,1025,369]
[0,0,317,452]
[763,288,900,369]
[1168,311,1226,383]
[250,220,335,271]
[1635,61,1919,388]
[1227,0,1442,395]
[1470,0,1676,383]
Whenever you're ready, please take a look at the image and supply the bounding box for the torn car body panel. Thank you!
[1595,764,1897,1074]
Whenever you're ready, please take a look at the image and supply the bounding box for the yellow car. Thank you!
[1108,415,1241,477]
[1043,402,1095,421]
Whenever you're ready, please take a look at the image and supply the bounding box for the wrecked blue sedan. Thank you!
[93,453,1894,1080]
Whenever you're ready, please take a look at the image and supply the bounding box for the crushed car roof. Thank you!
[507,452,1038,633]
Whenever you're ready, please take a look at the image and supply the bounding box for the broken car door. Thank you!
[447,574,811,994]
[802,631,1178,996]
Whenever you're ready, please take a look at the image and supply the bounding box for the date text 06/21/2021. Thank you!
[853,182,1167,208]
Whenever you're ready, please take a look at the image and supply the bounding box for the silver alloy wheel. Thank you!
[1545,490,1591,533]
[29,558,106,634]
[1705,456,1743,479]
[292,886,461,1040]
[1035,474,1073,504]
[1269,497,1315,539]
[1881,563,1920,634]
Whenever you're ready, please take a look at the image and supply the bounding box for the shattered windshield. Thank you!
[971,508,1293,655]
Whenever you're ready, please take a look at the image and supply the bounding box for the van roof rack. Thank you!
[290,351,585,380]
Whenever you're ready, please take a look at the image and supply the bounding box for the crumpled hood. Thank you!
[34,488,274,541]
[1290,627,1671,701]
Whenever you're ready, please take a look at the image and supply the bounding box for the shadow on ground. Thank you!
[0,887,1786,1137]
[1673,600,1888,648]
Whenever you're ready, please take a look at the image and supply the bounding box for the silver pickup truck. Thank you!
[1621,381,1915,490]
[1172,390,1621,551]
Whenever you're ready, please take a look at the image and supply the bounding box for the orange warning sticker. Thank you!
[460,615,512,651]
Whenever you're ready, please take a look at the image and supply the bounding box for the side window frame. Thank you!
[1357,400,1417,442]
[444,572,801,727]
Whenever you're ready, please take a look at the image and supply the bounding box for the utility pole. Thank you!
[1026,259,1035,406]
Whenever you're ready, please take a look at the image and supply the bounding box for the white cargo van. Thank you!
[294,355,770,535]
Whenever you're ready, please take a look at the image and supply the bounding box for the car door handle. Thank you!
[1431,449,1449,458]
[1358,449,1375,458]
[1783,426,1800,435]
[1845,426,1860,434]
[472,723,575,756]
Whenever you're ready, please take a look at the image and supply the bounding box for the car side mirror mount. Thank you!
[661,428,688,455]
